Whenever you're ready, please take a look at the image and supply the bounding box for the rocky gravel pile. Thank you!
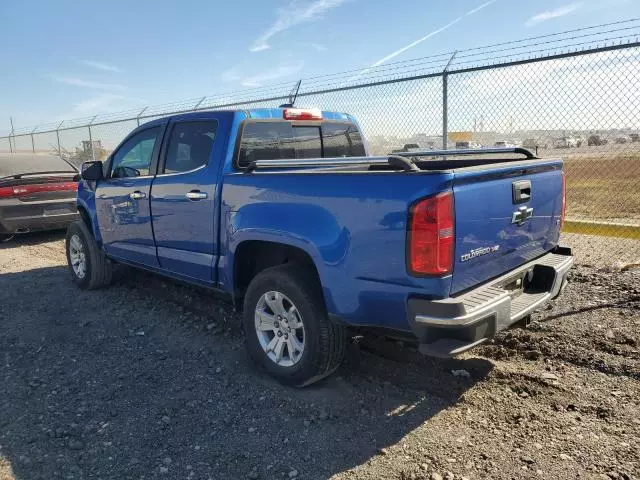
[0,232,638,480]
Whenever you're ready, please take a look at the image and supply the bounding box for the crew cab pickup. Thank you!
[67,108,573,386]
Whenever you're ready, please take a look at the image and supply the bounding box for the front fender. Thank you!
[76,181,103,245]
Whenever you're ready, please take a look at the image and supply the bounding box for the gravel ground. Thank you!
[0,232,638,480]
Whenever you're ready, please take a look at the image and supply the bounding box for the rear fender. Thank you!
[223,203,344,312]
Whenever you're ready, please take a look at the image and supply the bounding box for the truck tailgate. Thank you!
[450,160,564,295]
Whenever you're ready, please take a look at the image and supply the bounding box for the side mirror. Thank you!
[81,161,104,181]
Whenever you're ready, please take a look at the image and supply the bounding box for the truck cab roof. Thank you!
[139,108,357,127]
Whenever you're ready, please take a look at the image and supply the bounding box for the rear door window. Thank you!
[163,121,218,174]
[237,121,362,168]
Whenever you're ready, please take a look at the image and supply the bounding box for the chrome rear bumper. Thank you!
[408,247,574,357]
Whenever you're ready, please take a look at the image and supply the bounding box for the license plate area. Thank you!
[44,205,74,216]
[500,273,527,299]
[497,264,556,299]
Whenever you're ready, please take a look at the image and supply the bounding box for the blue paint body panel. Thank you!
[220,171,453,330]
[77,108,565,335]
[96,176,159,267]
[451,162,563,294]
[76,188,101,243]
[149,111,234,283]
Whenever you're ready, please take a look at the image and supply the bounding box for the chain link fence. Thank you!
[1,23,639,258]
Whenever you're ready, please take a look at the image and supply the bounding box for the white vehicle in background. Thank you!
[553,136,583,148]
[455,141,482,149]
[391,143,428,153]
[494,140,515,148]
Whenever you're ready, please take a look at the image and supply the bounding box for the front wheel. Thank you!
[65,220,112,290]
[243,264,347,387]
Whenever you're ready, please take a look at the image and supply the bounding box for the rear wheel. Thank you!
[65,220,112,289]
[243,264,347,387]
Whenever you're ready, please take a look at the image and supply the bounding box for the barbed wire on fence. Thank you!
[3,18,640,139]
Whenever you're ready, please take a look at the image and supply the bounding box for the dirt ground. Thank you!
[562,154,640,223]
[0,232,638,480]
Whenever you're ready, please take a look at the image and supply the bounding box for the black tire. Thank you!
[65,220,112,290]
[243,264,347,387]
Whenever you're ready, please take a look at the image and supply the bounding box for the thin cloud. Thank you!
[55,94,145,121]
[221,62,303,87]
[310,43,327,52]
[250,44,271,53]
[82,60,123,73]
[221,67,243,83]
[241,63,303,87]
[71,94,143,115]
[250,0,346,52]
[345,0,497,84]
[51,76,127,90]
[525,3,581,27]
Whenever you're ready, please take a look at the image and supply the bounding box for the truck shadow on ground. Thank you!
[0,230,66,249]
[0,265,493,480]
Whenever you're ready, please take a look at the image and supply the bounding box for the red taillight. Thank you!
[0,182,77,198]
[408,191,455,276]
[560,172,567,229]
[283,108,322,121]
[0,186,14,199]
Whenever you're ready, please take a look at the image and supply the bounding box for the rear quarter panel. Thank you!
[220,171,453,331]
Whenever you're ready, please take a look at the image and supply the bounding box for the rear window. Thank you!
[0,154,76,178]
[237,121,364,168]
[322,123,366,158]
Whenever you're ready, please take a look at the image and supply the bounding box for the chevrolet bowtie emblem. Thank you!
[512,206,533,225]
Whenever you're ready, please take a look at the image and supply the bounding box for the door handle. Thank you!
[185,190,208,201]
[129,191,146,200]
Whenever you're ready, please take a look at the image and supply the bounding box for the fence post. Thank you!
[442,75,448,150]
[193,96,206,111]
[9,116,14,154]
[88,115,97,161]
[441,51,457,151]
[30,125,39,153]
[56,121,64,156]
[88,125,94,161]
[136,107,148,127]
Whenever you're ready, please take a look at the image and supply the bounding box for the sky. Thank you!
[0,0,638,135]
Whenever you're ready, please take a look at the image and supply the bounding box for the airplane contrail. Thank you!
[345,0,498,84]
[466,0,498,16]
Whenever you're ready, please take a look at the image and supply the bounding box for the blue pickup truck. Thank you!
[67,107,573,386]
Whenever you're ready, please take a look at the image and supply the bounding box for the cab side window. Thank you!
[163,121,218,174]
[110,127,160,178]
